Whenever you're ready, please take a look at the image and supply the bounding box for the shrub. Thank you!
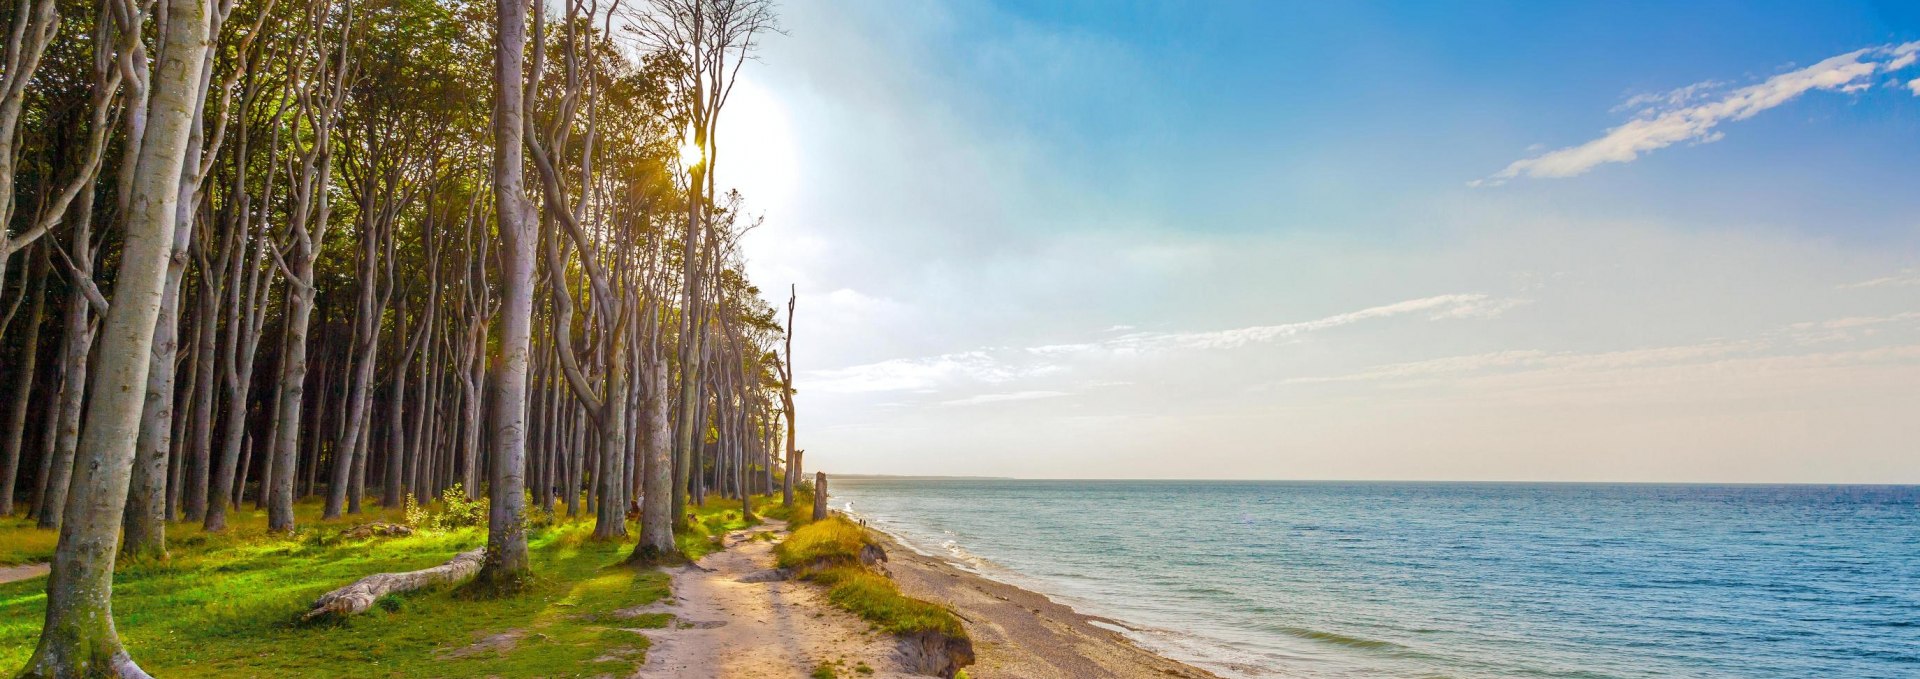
[403,484,491,533]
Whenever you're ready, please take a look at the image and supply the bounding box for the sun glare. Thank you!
[678,130,704,169]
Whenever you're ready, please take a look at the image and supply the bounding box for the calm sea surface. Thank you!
[830,479,1919,679]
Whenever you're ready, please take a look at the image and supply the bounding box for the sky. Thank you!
[713,0,1920,483]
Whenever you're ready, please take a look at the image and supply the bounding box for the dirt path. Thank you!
[631,520,919,679]
[0,562,49,585]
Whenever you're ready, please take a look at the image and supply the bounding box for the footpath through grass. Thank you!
[0,498,678,678]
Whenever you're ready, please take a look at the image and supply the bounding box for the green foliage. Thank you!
[0,499,670,677]
[810,664,838,679]
[402,485,490,534]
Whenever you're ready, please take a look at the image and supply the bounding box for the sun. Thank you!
[678,128,704,169]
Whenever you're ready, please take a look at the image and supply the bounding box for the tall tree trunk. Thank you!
[475,0,534,587]
[18,0,209,669]
[1,243,49,515]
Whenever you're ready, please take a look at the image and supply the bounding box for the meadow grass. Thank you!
[673,495,765,561]
[775,516,967,639]
[755,488,817,530]
[1,498,671,678]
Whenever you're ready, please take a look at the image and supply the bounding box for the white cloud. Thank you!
[1838,270,1920,289]
[1478,42,1920,185]
[806,293,1518,393]
[941,390,1070,406]
[1908,77,1920,96]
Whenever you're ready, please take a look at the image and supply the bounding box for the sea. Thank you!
[829,479,1919,679]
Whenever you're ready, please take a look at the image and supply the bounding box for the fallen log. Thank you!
[303,548,485,620]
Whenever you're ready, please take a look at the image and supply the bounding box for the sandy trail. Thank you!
[632,520,919,679]
[0,563,49,585]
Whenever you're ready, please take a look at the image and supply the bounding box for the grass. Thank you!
[775,516,967,639]
[773,515,871,570]
[755,487,817,530]
[0,517,58,566]
[1,498,672,678]
[674,495,764,561]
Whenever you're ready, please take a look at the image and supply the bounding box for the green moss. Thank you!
[1,499,671,677]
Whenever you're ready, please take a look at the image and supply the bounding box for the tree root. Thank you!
[303,548,485,620]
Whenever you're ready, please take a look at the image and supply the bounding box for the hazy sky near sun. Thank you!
[714,0,1920,482]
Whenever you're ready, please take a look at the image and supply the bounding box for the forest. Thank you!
[0,0,807,675]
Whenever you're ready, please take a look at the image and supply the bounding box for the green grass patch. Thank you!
[755,489,817,530]
[674,496,763,561]
[0,517,58,566]
[776,517,966,639]
[773,515,871,570]
[2,498,671,677]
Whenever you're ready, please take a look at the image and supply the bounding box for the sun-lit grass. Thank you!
[1,498,670,677]
[776,516,966,638]
[773,515,870,570]
[754,487,817,530]
[0,516,59,566]
[675,495,763,561]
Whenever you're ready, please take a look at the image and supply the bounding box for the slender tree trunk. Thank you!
[1,244,49,515]
[19,0,209,669]
[475,0,534,586]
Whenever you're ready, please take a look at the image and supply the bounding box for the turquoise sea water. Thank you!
[829,479,1919,679]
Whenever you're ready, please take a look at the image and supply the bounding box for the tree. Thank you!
[17,0,213,670]
[473,0,534,589]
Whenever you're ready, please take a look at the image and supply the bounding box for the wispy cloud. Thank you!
[1030,294,1523,355]
[941,390,1070,407]
[1838,269,1920,289]
[1477,42,1920,186]
[805,293,1520,393]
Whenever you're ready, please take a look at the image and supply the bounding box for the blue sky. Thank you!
[720,0,1920,482]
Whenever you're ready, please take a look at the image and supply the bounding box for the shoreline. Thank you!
[859,522,1223,679]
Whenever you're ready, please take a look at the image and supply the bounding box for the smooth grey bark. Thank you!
[268,7,351,532]
[17,0,209,670]
[474,0,534,586]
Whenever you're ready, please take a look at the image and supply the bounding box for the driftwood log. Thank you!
[303,548,485,620]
